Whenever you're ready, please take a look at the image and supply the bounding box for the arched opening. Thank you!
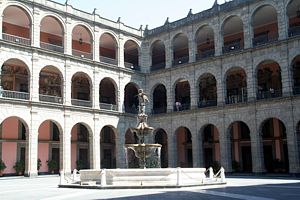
[72,25,93,59]
[99,78,117,110]
[2,5,31,45]
[38,120,61,174]
[174,79,190,111]
[151,40,166,71]
[257,60,282,100]
[225,67,247,104]
[198,73,217,108]
[124,40,139,71]
[124,83,139,114]
[292,55,300,95]
[261,118,289,173]
[40,16,64,52]
[71,72,92,107]
[152,84,167,114]
[125,129,139,168]
[202,124,220,169]
[172,33,189,66]
[229,121,252,172]
[0,117,27,176]
[1,59,30,100]
[222,16,244,53]
[252,5,278,46]
[176,127,193,167]
[71,123,90,170]
[196,25,215,60]
[154,129,168,168]
[39,66,63,104]
[100,126,116,169]
[287,0,300,37]
[100,33,118,65]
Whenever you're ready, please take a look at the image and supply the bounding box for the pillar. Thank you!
[62,113,71,174]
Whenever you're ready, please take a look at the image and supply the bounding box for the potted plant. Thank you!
[0,159,6,176]
[47,160,58,174]
[37,158,42,171]
[13,160,25,175]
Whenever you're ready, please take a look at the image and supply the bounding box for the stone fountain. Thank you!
[125,89,162,169]
[59,89,226,188]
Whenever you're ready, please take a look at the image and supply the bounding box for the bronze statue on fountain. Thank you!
[125,89,162,169]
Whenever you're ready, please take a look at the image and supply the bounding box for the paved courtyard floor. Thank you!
[0,175,300,200]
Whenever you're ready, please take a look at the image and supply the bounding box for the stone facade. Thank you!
[0,0,299,176]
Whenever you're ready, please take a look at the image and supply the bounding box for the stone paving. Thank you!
[0,176,300,200]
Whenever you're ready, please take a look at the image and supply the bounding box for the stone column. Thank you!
[165,40,172,69]
[281,58,292,97]
[116,122,126,168]
[64,17,72,55]
[166,80,174,112]
[251,121,265,173]
[191,126,200,167]
[216,61,224,106]
[0,14,3,39]
[64,62,72,106]
[30,54,39,102]
[219,128,232,172]
[62,112,71,174]
[32,7,41,48]
[190,79,197,109]
[25,110,39,177]
[286,122,300,173]
[118,34,125,68]
[168,129,176,167]
[92,117,101,170]
[243,14,252,49]
[93,71,100,109]
[214,22,222,56]
[118,74,125,113]
[93,27,100,62]
[140,41,150,72]
[246,53,256,102]
[188,29,196,63]
[277,2,288,41]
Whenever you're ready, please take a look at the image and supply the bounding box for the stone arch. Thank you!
[152,84,167,114]
[71,71,93,105]
[99,77,118,107]
[200,123,221,169]
[99,32,118,63]
[124,39,140,69]
[224,67,247,104]
[150,40,166,71]
[197,73,217,108]
[100,125,117,169]
[291,55,300,95]
[175,126,193,167]
[0,116,29,176]
[172,33,189,65]
[173,78,191,111]
[227,121,252,172]
[154,128,168,168]
[124,82,140,113]
[195,24,215,60]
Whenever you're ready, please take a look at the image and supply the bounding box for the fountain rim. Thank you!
[125,144,162,148]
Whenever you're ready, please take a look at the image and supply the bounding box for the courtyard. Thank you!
[0,176,299,200]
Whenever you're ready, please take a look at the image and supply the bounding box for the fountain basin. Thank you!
[60,168,226,188]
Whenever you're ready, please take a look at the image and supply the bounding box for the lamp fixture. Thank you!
[79,33,83,44]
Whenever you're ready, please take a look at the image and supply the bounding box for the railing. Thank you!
[196,49,215,60]
[99,103,118,111]
[293,86,300,95]
[125,107,138,114]
[225,94,247,104]
[257,89,282,100]
[172,56,189,66]
[151,63,166,71]
[152,107,167,114]
[2,33,31,46]
[71,99,92,107]
[100,56,118,65]
[40,42,64,53]
[173,103,190,112]
[253,32,278,47]
[72,49,93,59]
[198,99,217,108]
[0,90,29,100]
[288,26,300,37]
[39,94,63,104]
[222,41,242,53]
[124,62,140,71]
